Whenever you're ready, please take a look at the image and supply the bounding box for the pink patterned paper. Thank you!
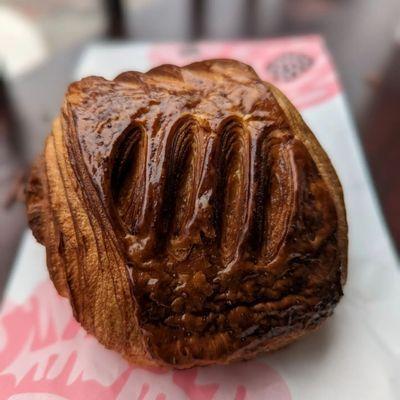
[0,281,291,399]
[149,36,341,110]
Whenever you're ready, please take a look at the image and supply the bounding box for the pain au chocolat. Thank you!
[26,59,347,369]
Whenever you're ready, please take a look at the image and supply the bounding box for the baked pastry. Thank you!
[26,59,347,369]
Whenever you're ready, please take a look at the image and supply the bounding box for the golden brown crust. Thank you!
[268,84,348,285]
[26,59,347,368]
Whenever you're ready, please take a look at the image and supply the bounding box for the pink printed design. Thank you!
[0,281,291,399]
[148,36,341,110]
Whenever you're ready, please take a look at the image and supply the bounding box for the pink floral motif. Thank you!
[0,280,291,399]
[148,36,341,110]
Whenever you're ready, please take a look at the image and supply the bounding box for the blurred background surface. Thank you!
[0,0,399,295]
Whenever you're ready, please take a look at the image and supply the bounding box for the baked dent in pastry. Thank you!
[26,59,347,369]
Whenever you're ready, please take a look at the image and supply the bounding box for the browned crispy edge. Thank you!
[268,83,348,286]
[120,320,323,369]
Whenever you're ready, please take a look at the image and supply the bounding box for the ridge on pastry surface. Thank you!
[26,59,347,368]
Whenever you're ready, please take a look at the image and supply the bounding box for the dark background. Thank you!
[1,0,399,298]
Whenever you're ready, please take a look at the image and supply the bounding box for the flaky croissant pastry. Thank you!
[26,59,347,369]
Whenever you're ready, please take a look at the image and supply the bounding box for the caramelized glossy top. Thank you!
[63,60,342,365]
